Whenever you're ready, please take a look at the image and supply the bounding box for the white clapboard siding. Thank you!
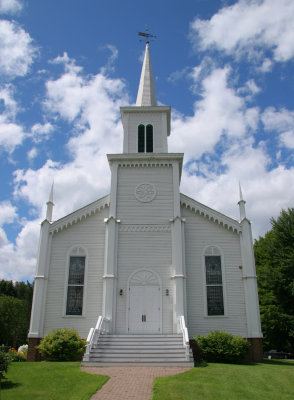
[182,206,247,338]
[43,207,108,338]
[116,166,173,223]
[115,229,173,334]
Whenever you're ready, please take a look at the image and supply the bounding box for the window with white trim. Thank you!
[66,247,86,315]
[138,124,153,153]
[205,246,224,316]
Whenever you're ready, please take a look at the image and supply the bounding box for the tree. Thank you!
[0,280,33,348]
[255,208,294,351]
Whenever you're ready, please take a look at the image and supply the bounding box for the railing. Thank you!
[178,315,190,360]
[84,316,109,360]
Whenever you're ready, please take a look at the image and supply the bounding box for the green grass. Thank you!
[151,360,294,400]
[1,362,108,400]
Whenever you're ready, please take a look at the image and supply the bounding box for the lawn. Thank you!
[0,362,108,400]
[151,360,294,400]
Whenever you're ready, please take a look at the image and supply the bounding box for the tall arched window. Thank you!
[138,124,145,153]
[138,124,153,153]
[66,247,86,316]
[146,124,153,153]
[204,246,224,316]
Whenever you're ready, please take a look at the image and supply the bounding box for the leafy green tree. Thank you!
[0,280,33,348]
[255,208,294,351]
[0,295,29,347]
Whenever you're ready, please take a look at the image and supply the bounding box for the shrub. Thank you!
[195,330,250,363]
[7,347,26,362]
[0,350,10,380]
[38,328,86,361]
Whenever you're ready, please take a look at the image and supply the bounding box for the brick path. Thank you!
[81,366,192,400]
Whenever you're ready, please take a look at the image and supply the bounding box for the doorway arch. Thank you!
[127,269,162,334]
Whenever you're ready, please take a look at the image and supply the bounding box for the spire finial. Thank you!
[238,181,246,221]
[136,28,157,107]
[46,181,54,222]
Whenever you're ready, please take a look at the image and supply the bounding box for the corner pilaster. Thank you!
[240,218,263,338]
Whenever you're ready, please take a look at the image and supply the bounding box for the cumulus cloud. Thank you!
[13,54,128,222]
[0,219,39,281]
[31,122,54,142]
[0,84,26,152]
[0,0,22,14]
[0,19,37,77]
[262,107,294,149]
[169,65,259,159]
[190,0,294,64]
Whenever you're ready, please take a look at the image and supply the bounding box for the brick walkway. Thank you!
[81,366,192,400]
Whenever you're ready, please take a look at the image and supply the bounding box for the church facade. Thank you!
[28,43,263,363]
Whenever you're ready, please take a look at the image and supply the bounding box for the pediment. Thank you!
[180,193,241,234]
[49,194,110,234]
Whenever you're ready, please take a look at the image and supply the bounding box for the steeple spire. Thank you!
[136,42,157,107]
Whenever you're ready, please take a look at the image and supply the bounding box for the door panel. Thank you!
[129,285,160,333]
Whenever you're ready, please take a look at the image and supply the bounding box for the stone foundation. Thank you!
[27,338,42,362]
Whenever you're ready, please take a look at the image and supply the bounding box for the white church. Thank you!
[28,42,263,365]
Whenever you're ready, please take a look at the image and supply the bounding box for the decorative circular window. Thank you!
[135,183,156,203]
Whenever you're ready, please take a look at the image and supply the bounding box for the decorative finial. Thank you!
[138,25,156,44]
[46,181,54,222]
[238,182,246,221]
[239,181,244,202]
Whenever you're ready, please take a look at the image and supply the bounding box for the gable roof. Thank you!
[49,194,110,234]
[180,193,241,234]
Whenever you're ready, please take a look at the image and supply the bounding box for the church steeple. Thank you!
[136,42,157,107]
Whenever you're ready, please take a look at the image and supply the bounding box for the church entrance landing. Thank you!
[128,269,161,334]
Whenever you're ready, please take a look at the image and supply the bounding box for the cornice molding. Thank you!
[119,224,171,233]
[49,194,110,234]
[180,193,241,234]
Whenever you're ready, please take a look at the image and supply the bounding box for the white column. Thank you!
[240,218,263,338]
[102,162,119,333]
[171,162,185,333]
[29,220,52,338]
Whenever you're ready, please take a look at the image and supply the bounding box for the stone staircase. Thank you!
[82,334,194,366]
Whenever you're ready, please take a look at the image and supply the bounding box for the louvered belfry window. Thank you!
[138,124,153,153]
[205,255,224,316]
[66,256,85,315]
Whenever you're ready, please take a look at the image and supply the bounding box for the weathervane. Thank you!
[138,25,156,44]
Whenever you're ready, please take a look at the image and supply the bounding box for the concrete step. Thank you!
[82,334,194,367]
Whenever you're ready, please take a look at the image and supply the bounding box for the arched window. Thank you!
[146,125,153,153]
[66,247,86,316]
[137,124,153,153]
[138,124,145,153]
[204,246,224,316]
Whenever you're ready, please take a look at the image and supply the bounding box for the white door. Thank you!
[129,285,161,333]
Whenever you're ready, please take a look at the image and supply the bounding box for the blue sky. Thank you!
[0,0,294,281]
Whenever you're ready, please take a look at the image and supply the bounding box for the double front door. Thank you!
[128,284,161,334]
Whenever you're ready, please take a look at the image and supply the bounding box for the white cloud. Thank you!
[190,0,294,64]
[0,0,22,14]
[13,55,128,222]
[262,107,294,149]
[0,83,27,152]
[27,147,38,160]
[169,65,259,159]
[31,122,54,142]
[0,220,39,281]
[0,200,17,225]
[0,19,37,77]
[280,131,294,149]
